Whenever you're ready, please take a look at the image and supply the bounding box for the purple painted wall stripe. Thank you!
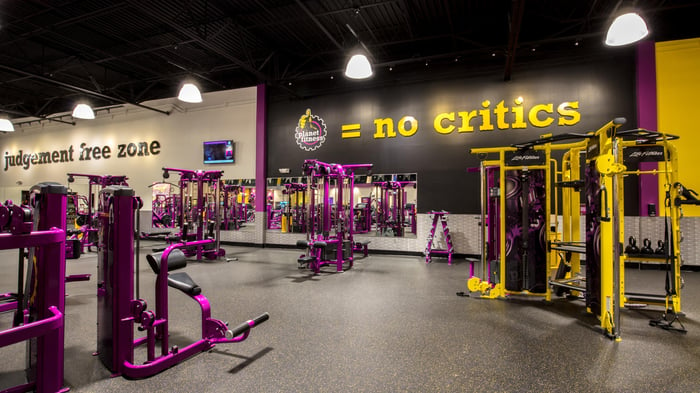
[256,83,267,213]
[637,41,659,216]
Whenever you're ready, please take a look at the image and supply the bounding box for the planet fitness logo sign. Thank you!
[295,108,327,151]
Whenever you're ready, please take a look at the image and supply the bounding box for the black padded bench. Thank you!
[146,248,201,296]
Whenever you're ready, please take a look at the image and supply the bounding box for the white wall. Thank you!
[0,87,257,207]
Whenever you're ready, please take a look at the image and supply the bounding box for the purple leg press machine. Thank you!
[96,185,268,379]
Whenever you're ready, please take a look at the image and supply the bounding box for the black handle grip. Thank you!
[253,312,270,325]
[229,312,270,338]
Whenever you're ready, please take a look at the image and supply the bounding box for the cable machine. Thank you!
[66,173,129,255]
[373,180,416,237]
[296,160,372,274]
[161,167,225,260]
[467,118,686,339]
[283,182,307,233]
[220,183,244,230]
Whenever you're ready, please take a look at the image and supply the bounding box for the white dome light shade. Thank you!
[72,103,95,119]
[0,118,15,132]
[178,83,203,103]
[605,12,649,46]
[345,54,373,79]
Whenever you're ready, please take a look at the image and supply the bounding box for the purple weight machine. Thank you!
[220,182,244,230]
[150,183,180,229]
[0,183,68,393]
[66,173,129,255]
[296,160,372,274]
[161,167,225,260]
[96,185,269,379]
[283,182,307,233]
[353,196,372,234]
[373,180,416,237]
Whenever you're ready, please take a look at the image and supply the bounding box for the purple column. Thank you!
[637,40,659,216]
[256,83,267,215]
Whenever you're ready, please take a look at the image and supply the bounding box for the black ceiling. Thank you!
[2,0,700,124]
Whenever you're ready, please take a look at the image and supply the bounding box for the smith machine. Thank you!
[468,118,687,339]
[96,185,268,378]
[161,167,225,260]
[297,160,373,274]
[0,183,68,392]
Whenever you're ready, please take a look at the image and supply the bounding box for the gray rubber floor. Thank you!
[1,242,700,392]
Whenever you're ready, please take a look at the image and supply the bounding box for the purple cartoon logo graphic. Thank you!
[295,108,327,151]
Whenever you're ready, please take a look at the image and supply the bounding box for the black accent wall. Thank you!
[267,56,637,214]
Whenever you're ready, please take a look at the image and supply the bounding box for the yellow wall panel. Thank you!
[657,38,700,216]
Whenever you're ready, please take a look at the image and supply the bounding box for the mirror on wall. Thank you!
[219,178,256,231]
[150,182,179,228]
[150,178,256,232]
[265,173,417,238]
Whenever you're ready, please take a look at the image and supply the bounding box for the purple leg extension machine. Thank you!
[96,185,268,379]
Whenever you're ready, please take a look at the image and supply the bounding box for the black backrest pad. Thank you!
[146,248,188,274]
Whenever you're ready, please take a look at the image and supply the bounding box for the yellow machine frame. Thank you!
[468,118,685,340]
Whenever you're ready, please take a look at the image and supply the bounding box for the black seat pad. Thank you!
[168,272,201,296]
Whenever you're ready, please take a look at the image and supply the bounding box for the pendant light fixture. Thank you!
[345,52,373,79]
[72,103,95,119]
[0,117,15,132]
[178,82,203,103]
[605,11,649,46]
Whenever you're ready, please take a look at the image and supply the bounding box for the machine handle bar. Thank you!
[226,312,270,338]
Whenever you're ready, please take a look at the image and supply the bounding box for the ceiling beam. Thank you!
[294,0,344,50]
[0,64,170,115]
[1,107,76,126]
[504,0,526,81]
[128,1,269,82]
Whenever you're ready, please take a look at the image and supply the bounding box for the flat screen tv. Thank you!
[203,140,234,164]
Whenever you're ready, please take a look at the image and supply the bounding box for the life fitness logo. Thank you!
[295,108,327,151]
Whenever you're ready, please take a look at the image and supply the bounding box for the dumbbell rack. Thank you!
[425,210,454,265]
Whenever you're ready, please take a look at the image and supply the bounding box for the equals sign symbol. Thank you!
[341,124,361,139]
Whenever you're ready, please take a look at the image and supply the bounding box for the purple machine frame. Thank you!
[220,183,244,230]
[161,167,225,260]
[373,181,416,237]
[283,182,308,233]
[96,185,268,379]
[66,173,129,255]
[297,160,373,274]
[0,183,68,393]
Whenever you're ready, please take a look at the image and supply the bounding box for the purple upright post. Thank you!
[256,84,267,221]
[28,183,68,393]
[97,186,137,376]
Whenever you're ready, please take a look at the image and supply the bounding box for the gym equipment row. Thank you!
[468,118,687,339]
[296,160,372,274]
